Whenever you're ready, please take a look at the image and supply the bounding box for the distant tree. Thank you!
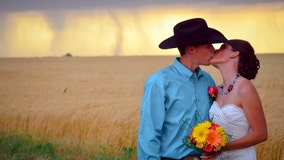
[64,53,73,57]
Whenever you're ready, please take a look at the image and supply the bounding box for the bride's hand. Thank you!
[200,151,222,160]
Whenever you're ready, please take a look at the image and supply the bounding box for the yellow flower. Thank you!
[216,126,225,135]
[196,142,205,149]
[202,121,212,128]
[216,127,227,147]
[214,145,222,151]
[192,122,210,143]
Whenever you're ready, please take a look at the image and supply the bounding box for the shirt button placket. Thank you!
[191,74,198,108]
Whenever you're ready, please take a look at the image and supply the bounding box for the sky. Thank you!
[0,0,284,57]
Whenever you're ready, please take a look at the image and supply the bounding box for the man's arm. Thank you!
[137,83,166,160]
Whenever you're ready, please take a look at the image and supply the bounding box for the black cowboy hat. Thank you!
[159,18,228,49]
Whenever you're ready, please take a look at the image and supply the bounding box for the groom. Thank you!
[137,18,227,160]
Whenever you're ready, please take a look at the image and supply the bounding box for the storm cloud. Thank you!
[1,0,283,12]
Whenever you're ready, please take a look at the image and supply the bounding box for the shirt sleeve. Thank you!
[138,82,166,160]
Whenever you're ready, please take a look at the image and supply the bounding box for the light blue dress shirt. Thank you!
[137,58,215,160]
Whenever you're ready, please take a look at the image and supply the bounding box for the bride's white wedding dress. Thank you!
[209,101,256,160]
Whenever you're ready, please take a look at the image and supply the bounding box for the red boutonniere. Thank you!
[208,86,217,101]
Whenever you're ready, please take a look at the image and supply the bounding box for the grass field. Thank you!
[0,54,283,159]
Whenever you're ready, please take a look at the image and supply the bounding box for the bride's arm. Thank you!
[224,80,268,151]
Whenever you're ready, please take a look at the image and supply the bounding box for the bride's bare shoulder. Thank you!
[237,77,259,98]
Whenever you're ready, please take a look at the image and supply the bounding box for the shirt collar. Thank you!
[173,57,204,80]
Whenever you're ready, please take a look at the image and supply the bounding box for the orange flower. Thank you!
[206,130,222,147]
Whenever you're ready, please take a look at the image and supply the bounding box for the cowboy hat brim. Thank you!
[159,28,228,49]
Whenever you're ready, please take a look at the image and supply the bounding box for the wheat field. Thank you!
[0,55,283,159]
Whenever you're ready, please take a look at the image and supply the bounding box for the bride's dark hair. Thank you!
[228,39,260,80]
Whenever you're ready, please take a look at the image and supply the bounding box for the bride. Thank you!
[201,39,268,160]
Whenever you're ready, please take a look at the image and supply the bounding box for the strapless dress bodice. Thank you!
[209,101,256,160]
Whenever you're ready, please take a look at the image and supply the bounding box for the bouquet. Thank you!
[184,120,228,153]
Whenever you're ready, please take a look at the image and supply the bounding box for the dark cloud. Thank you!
[0,0,282,12]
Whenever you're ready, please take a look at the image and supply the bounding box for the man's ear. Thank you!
[185,46,195,55]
